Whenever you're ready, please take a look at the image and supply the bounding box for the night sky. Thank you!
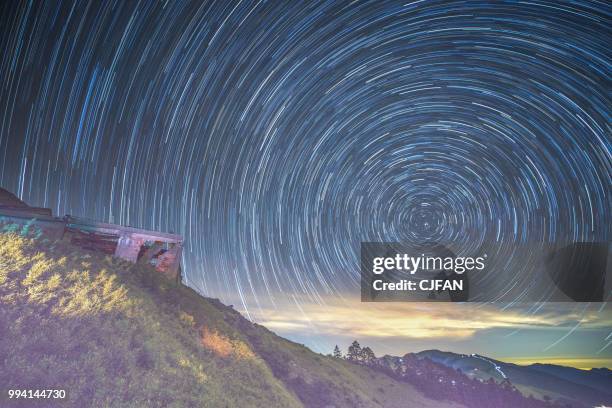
[1,1,610,364]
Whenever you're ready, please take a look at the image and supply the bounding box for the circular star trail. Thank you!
[0,0,610,319]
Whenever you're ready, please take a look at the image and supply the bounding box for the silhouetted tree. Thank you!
[347,341,361,362]
[361,346,376,364]
[333,345,342,359]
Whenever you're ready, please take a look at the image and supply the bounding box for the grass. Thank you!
[0,231,460,407]
[0,233,298,408]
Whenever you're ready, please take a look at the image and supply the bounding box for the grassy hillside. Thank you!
[0,232,460,408]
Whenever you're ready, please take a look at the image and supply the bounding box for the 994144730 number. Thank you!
[7,389,67,399]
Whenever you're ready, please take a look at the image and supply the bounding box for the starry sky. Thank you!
[0,0,610,366]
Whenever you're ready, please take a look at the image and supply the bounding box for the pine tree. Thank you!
[360,346,376,365]
[347,340,362,361]
[333,345,342,359]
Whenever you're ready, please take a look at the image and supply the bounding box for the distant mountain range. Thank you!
[371,349,612,408]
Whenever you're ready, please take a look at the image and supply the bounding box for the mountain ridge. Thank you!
[392,349,612,407]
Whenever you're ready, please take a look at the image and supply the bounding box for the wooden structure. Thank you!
[64,216,183,281]
[0,188,183,281]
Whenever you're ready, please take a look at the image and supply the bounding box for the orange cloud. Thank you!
[501,357,612,370]
[243,298,612,340]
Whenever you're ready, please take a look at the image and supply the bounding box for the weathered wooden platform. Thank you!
[0,189,183,281]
